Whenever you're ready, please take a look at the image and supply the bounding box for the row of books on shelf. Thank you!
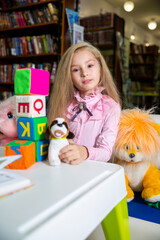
[130,43,159,54]
[130,54,156,64]
[84,30,114,45]
[0,91,13,100]
[0,3,58,29]
[80,12,114,29]
[130,66,154,79]
[0,34,58,56]
[0,0,45,9]
[0,62,57,83]
[103,54,114,66]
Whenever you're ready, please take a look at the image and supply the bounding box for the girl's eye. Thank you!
[72,68,79,72]
[88,64,93,68]
[7,112,13,119]
[124,145,129,150]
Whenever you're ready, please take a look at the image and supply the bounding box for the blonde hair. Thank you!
[48,41,121,126]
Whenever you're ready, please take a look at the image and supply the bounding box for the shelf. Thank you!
[130,62,154,66]
[0,53,57,64]
[0,83,14,92]
[131,91,158,97]
[130,52,156,55]
[94,42,113,50]
[85,26,114,32]
[0,0,59,12]
[0,22,59,38]
[131,76,153,81]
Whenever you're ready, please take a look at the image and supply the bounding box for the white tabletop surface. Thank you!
[0,160,126,240]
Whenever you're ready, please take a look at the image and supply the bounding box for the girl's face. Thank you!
[70,49,101,97]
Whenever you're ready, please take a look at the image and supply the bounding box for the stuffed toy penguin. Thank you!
[0,96,18,146]
[112,108,160,203]
[48,118,74,166]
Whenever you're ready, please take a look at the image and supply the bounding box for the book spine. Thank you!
[19,11,26,26]
[47,3,58,21]
[41,35,47,53]
[32,36,39,54]
[26,36,33,54]
[27,10,35,25]
[42,6,52,22]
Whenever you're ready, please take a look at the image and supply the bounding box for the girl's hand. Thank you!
[59,139,88,165]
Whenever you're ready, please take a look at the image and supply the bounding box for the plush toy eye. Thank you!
[124,145,129,150]
[7,112,13,119]
[136,146,140,150]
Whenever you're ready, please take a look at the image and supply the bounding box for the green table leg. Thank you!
[101,197,130,240]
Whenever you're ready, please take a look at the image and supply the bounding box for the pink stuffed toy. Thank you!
[0,96,18,146]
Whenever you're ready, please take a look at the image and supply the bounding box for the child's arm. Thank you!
[86,104,121,162]
[59,139,89,165]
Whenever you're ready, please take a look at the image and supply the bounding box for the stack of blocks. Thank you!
[5,68,50,169]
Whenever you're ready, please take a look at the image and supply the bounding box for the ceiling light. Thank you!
[124,1,134,12]
[130,34,135,40]
[148,20,157,30]
[145,43,149,47]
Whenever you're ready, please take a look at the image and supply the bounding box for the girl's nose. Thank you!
[81,71,88,77]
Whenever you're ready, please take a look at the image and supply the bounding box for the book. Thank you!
[73,23,84,44]
[0,170,32,198]
[66,8,79,33]
[47,3,58,21]
[0,155,33,198]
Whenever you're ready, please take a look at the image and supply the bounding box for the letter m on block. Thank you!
[18,102,29,113]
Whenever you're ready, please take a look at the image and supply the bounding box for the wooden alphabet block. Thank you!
[5,140,35,169]
[14,68,50,96]
[35,139,49,161]
[17,117,47,141]
[16,95,46,118]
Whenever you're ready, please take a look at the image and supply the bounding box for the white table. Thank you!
[0,160,130,240]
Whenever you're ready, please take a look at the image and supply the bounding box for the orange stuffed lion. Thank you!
[112,108,160,203]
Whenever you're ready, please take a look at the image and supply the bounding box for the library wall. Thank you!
[79,0,160,47]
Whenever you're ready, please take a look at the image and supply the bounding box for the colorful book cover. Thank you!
[66,8,79,32]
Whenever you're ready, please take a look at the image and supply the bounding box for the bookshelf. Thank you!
[80,13,125,95]
[0,0,74,95]
[129,43,159,108]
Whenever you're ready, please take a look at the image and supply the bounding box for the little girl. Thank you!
[48,41,121,165]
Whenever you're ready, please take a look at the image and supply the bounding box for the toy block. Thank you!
[5,140,35,169]
[16,95,46,118]
[35,139,49,161]
[14,68,50,96]
[17,117,47,141]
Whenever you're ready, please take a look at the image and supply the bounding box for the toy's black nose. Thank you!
[57,123,63,127]
[129,153,135,158]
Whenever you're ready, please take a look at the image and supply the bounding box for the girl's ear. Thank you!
[67,131,75,139]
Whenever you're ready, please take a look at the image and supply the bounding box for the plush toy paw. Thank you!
[125,175,134,202]
[126,187,134,202]
[142,165,160,202]
[142,187,160,203]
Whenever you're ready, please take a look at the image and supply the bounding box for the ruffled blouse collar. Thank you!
[66,87,106,121]
[74,87,105,105]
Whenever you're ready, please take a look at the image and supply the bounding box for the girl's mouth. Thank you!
[82,79,92,84]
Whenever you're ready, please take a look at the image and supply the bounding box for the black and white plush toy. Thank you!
[48,118,74,166]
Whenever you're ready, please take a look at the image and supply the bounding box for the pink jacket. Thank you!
[65,88,121,162]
